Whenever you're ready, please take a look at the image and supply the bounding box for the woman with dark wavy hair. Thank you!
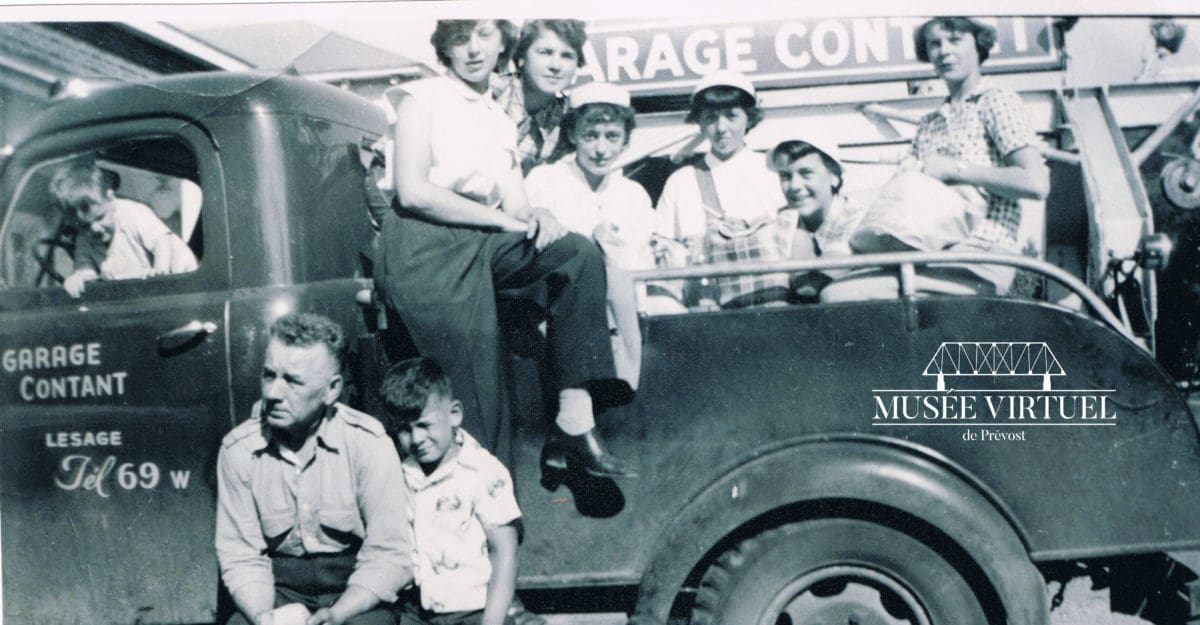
[493,19,589,175]
[375,19,638,489]
[905,17,1048,293]
[824,17,1050,302]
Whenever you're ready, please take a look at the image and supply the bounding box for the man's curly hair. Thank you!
[268,313,345,369]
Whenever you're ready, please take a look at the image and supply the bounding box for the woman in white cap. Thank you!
[493,20,589,175]
[655,70,785,253]
[657,128,866,307]
[768,131,869,260]
[526,82,654,389]
[828,17,1048,301]
[375,19,637,480]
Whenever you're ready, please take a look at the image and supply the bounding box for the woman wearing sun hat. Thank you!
[651,70,785,308]
[766,127,869,261]
[526,81,653,389]
[655,69,785,247]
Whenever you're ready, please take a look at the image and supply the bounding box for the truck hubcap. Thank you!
[762,565,931,625]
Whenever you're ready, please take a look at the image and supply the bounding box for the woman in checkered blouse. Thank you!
[492,20,588,176]
[824,17,1050,302]
[908,17,1050,293]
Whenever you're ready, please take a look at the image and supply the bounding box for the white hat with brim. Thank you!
[691,69,757,102]
[686,70,758,124]
[569,82,632,109]
[766,127,843,171]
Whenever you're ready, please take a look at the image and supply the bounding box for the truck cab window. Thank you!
[0,137,202,292]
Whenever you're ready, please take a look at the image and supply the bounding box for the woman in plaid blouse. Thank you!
[492,20,588,176]
[908,17,1050,293]
[825,17,1050,302]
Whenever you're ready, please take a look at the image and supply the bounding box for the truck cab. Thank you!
[2,15,1200,625]
[0,73,384,624]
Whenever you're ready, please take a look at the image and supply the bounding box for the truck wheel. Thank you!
[691,518,989,625]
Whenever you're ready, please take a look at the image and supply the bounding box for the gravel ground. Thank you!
[1048,577,1154,625]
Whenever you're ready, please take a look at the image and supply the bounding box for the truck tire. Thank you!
[691,518,989,625]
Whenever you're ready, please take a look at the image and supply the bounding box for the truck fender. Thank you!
[631,436,1047,625]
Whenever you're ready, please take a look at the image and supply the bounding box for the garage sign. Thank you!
[576,17,1062,95]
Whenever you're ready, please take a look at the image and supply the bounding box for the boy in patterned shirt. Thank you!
[379,357,521,625]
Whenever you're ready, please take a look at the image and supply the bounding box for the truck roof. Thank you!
[12,71,388,146]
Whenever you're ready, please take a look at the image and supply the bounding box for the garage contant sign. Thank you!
[575,17,1062,95]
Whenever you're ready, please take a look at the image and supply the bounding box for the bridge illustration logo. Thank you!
[871,340,1115,427]
[924,342,1064,391]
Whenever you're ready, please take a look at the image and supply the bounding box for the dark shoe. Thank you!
[542,430,639,478]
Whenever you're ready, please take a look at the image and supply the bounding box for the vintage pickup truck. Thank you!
[1,26,1199,625]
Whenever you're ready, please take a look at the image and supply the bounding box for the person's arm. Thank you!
[392,92,527,232]
[117,201,197,276]
[921,88,1049,201]
[480,523,519,625]
[654,173,682,241]
[62,232,102,297]
[304,585,381,625]
[652,173,695,268]
[147,231,198,275]
[215,446,277,625]
[497,166,566,250]
[341,432,414,616]
[474,458,523,625]
[63,267,98,298]
[921,147,1048,201]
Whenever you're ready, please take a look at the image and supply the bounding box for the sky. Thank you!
[0,2,1197,83]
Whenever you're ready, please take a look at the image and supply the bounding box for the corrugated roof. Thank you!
[181,21,426,75]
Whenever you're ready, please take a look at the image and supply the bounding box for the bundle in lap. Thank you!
[850,170,987,253]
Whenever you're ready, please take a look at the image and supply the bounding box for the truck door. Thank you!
[0,121,230,625]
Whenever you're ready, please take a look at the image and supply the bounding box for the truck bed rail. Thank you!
[631,251,1131,340]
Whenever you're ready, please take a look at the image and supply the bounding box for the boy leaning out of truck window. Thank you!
[379,357,521,625]
[49,158,197,298]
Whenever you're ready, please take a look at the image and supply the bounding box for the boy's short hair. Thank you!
[379,357,453,433]
[514,19,587,69]
[914,17,997,64]
[769,141,844,194]
[561,102,637,147]
[685,86,763,130]
[269,313,346,369]
[49,158,108,215]
[430,19,516,72]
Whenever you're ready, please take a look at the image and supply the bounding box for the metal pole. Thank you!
[1130,83,1200,165]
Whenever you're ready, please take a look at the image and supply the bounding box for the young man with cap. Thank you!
[654,70,785,248]
[525,81,652,389]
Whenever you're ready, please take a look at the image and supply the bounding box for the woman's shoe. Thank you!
[542,430,639,478]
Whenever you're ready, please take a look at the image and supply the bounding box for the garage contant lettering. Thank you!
[2,342,129,402]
